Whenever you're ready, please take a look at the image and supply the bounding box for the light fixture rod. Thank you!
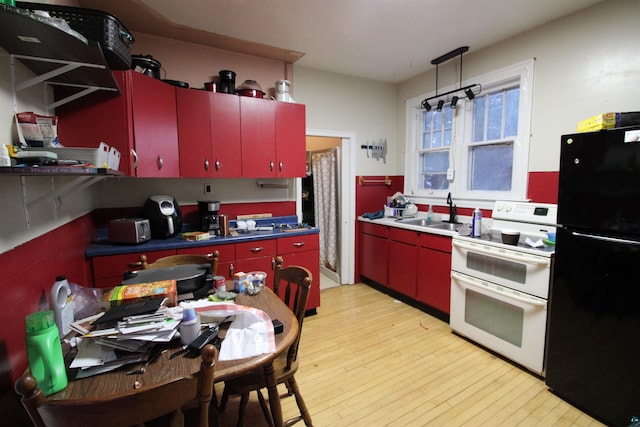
[423,83,480,103]
[430,46,469,65]
[422,46,480,110]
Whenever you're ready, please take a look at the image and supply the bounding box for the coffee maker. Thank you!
[198,201,221,235]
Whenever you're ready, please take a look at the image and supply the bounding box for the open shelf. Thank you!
[0,165,124,176]
[0,4,119,107]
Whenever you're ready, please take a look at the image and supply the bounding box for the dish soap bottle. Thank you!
[427,205,434,221]
[25,310,68,396]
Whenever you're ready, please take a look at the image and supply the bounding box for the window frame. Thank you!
[405,59,534,208]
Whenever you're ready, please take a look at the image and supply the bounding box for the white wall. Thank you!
[397,0,640,173]
[294,66,399,175]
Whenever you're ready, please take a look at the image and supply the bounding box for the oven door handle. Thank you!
[451,271,547,308]
[452,240,550,267]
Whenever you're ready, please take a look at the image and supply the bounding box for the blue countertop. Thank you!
[86,216,319,257]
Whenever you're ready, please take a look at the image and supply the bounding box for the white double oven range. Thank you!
[449,201,557,376]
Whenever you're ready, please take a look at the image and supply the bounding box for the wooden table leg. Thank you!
[263,362,283,427]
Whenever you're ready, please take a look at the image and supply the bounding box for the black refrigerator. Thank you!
[546,126,640,427]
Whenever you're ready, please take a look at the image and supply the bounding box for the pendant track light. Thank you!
[464,87,475,100]
[420,46,481,111]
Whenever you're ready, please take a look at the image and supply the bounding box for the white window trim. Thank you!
[405,59,535,210]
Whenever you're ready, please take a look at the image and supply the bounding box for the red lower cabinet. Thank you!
[89,234,320,312]
[358,223,389,285]
[388,228,418,299]
[234,239,277,278]
[277,234,320,312]
[416,234,452,315]
[91,249,176,288]
[358,221,452,316]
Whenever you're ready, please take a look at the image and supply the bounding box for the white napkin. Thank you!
[525,237,544,248]
[192,301,276,361]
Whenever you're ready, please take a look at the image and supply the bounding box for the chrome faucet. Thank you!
[446,192,457,223]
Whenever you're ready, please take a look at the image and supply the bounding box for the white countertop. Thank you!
[358,212,478,237]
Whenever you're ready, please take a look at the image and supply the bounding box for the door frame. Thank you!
[297,129,356,285]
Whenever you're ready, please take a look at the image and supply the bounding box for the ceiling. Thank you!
[108,0,602,83]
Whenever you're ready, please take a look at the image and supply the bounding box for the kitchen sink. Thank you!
[426,222,463,231]
[396,218,462,231]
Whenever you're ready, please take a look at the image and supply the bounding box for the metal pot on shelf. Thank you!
[236,80,265,98]
[132,54,161,79]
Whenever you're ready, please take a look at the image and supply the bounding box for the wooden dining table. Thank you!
[48,284,299,427]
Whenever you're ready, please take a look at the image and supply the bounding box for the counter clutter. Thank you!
[87,215,317,257]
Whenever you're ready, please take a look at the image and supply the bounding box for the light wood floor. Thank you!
[215,283,604,426]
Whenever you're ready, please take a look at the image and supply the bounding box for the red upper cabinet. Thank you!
[176,87,212,177]
[129,72,179,177]
[275,102,306,177]
[210,93,242,177]
[177,90,241,178]
[56,70,179,177]
[240,97,276,178]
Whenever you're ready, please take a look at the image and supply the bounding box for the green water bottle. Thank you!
[25,310,68,396]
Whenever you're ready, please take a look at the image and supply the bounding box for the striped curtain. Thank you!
[311,149,338,272]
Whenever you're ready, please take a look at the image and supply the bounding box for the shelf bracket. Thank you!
[46,84,102,110]
[21,175,104,229]
[10,54,117,111]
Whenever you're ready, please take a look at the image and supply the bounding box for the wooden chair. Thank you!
[15,344,218,427]
[132,251,219,276]
[219,256,313,426]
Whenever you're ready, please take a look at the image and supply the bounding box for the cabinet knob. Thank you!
[229,263,234,277]
[204,159,210,171]
[215,159,220,171]
[279,161,283,172]
[269,161,274,171]
[157,155,163,170]
[131,149,138,170]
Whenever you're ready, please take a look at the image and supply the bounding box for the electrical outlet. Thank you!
[447,168,455,180]
[203,183,213,194]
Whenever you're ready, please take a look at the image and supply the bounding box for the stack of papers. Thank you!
[70,306,182,378]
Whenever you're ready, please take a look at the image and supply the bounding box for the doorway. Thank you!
[298,130,356,287]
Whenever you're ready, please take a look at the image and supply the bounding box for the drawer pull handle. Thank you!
[293,242,305,248]
[157,155,163,170]
[204,159,210,171]
[215,159,221,171]
[250,247,264,253]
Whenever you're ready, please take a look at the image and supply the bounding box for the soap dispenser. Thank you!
[427,205,434,221]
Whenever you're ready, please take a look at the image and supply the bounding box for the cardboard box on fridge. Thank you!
[577,113,618,132]
[577,112,640,132]
[103,280,178,306]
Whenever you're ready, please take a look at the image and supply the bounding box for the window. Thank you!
[405,60,534,206]
[420,108,453,190]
